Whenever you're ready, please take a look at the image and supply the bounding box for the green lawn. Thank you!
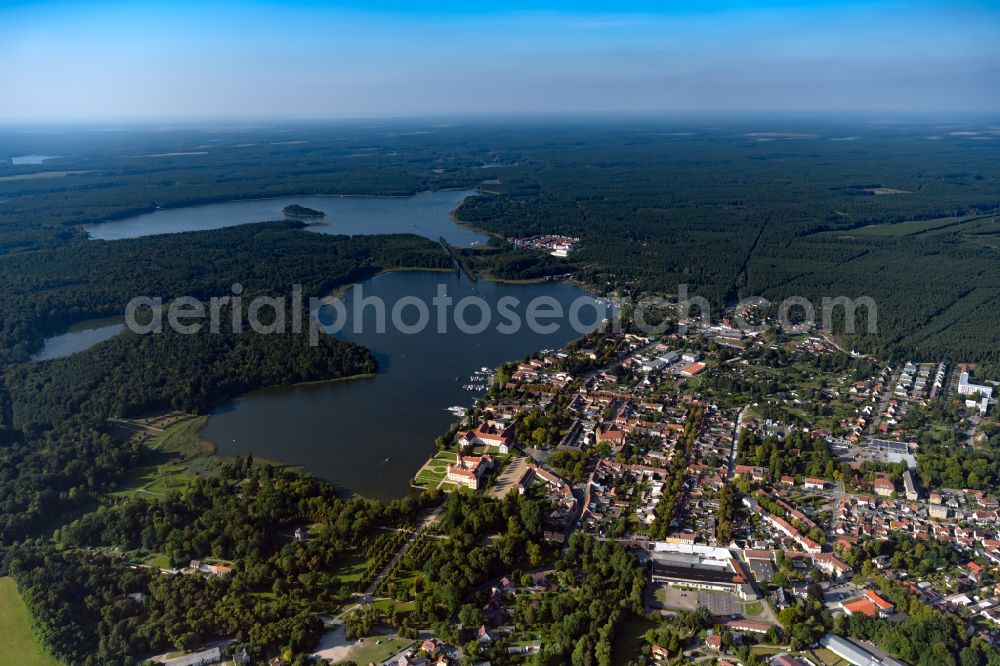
[333,551,372,584]
[743,601,764,617]
[344,636,413,665]
[370,598,416,614]
[149,416,214,456]
[809,647,850,666]
[111,417,213,498]
[130,551,172,570]
[412,451,462,488]
[0,577,62,666]
[751,646,786,657]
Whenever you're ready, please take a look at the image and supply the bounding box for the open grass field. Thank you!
[922,214,1000,237]
[130,551,172,570]
[808,647,850,666]
[148,416,214,455]
[332,551,371,584]
[343,636,413,665]
[0,577,61,666]
[966,220,1000,235]
[111,416,214,498]
[370,597,416,614]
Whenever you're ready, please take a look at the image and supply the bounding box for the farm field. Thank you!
[0,577,61,666]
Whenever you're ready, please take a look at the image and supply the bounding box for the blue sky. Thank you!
[1,1,998,120]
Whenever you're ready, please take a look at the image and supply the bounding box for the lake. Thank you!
[11,154,61,165]
[32,316,124,361]
[42,188,599,499]
[85,189,491,246]
[201,270,606,499]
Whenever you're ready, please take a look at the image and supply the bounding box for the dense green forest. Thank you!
[0,222,451,363]
[1,455,643,666]
[5,322,375,434]
[0,222,452,541]
[2,121,998,370]
[3,460,428,665]
[448,127,1000,373]
[737,429,841,480]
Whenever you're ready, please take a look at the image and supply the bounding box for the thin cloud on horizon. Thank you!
[1,1,998,120]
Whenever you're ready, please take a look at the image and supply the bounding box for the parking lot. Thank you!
[700,590,742,616]
[652,585,750,618]
[488,456,529,498]
[824,582,860,609]
[653,584,700,611]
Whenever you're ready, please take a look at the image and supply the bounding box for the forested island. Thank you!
[282,204,325,218]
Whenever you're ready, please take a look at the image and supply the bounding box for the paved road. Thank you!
[727,405,751,481]
[819,331,874,361]
[867,366,901,435]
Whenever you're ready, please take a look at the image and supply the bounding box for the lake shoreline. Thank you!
[448,206,503,245]
[83,188,493,235]
[89,264,604,501]
[201,269,602,499]
[62,189,606,500]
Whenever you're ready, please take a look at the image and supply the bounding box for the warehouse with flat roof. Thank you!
[820,634,908,666]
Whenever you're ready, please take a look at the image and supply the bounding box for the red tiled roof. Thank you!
[718,619,771,633]
[843,598,879,616]
[863,589,894,611]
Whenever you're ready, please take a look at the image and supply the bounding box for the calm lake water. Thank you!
[43,189,597,499]
[201,271,605,499]
[85,190,490,246]
[32,316,124,361]
[11,154,61,165]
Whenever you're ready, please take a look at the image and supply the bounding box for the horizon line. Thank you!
[2,109,999,127]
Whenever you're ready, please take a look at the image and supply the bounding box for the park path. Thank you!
[362,506,442,599]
